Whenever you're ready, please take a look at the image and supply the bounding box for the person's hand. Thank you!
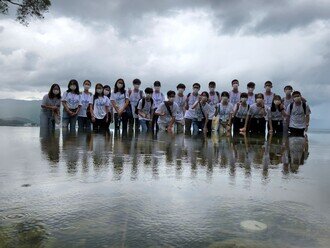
[118,109,123,116]
[240,127,246,133]
[91,117,96,123]
[159,112,166,116]
[167,125,173,133]
[203,127,208,133]
[69,110,75,116]
[226,124,231,131]
[269,129,273,134]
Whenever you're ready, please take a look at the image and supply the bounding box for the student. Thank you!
[110,79,130,132]
[191,91,211,135]
[229,79,241,105]
[267,94,286,134]
[103,85,113,130]
[40,83,61,130]
[232,93,249,134]
[263,81,274,108]
[155,90,179,132]
[175,83,186,133]
[215,91,234,135]
[78,80,93,132]
[137,87,154,132]
[247,82,256,106]
[208,81,221,133]
[89,83,110,132]
[282,85,294,109]
[62,79,81,132]
[184,83,201,134]
[151,81,165,132]
[128,78,144,132]
[241,93,268,135]
[286,91,311,137]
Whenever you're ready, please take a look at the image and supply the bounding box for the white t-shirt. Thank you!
[137,98,154,121]
[195,102,211,120]
[233,103,249,119]
[282,97,294,109]
[229,91,240,105]
[208,92,221,119]
[184,93,199,119]
[248,103,268,119]
[155,102,179,124]
[78,92,93,117]
[110,91,129,113]
[89,96,110,119]
[41,94,61,117]
[152,92,165,109]
[129,90,144,118]
[62,92,81,109]
[175,95,186,121]
[263,92,274,108]
[217,102,234,121]
[286,103,311,129]
[247,94,255,106]
[267,107,283,121]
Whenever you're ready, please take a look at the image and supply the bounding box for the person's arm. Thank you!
[240,114,251,132]
[89,103,95,122]
[111,100,120,113]
[305,115,310,132]
[191,98,200,109]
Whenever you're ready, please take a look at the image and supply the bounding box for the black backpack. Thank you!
[135,98,154,115]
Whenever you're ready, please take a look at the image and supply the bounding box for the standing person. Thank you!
[286,91,311,137]
[89,83,110,132]
[282,85,294,109]
[137,87,154,133]
[232,93,250,134]
[184,83,201,134]
[240,93,268,135]
[151,81,165,132]
[263,81,274,108]
[110,79,130,133]
[229,79,241,105]
[103,85,113,130]
[208,81,221,133]
[191,91,211,135]
[40,84,61,130]
[78,80,93,132]
[175,83,186,133]
[128,78,144,132]
[62,79,81,132]
[155,90,179,132]
[247,82,256,106]
[267,95,286,134]
[215,91,234,135]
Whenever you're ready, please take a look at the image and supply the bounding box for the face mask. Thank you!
[293,96,301,103]
[117,83,124,89]
[70,85,77,91]
[201,96,208,101]
[209,87,215,92]
[241,97,247,102]
[178,89,184,94]
[53,89,59,95]
[84,85,90,90]
[193,88,199,94]
[285,90,292,95]
[168,97,175,102]
[248,88,254,93]
[96,88,103,94]
[222,96,228,102]
[274,100,281,105]
[256,98,263,104]
[154,86,161,92]
[265,86,271,91]
[133,84,140,90]
[232,83,239,89]
[146,93,152,98]
[103,90,110,95]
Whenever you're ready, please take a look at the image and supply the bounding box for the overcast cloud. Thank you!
[0,0,329,128]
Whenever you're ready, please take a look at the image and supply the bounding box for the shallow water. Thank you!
[0,127,329,247]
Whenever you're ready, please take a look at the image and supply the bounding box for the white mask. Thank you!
[178,89,184,94]
[293,96,301,103]
[222,96,228,102]
[70,85,77,91]
[256,98,263,104]
[201,96,208,102]
[133,84,140,90]
[285,90,292,95]
[53,89,59,95]
[117,83,123,89]
[168,97,175,102]
[209,87,215,92]
[154,86,161,92]
[248,88,254,93]
[84,85,90,90]
[146,93,152,98]
[241,97,247,102]
[265,86,271,91]
[103,90,110,95]
[274,100,281,105]
[193,88,199,94]
[96,88,103,94]
[232,83,239,89]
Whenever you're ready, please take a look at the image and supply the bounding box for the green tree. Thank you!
[0,0,51,26]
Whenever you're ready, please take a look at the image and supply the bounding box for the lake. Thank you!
[0,126,329,247]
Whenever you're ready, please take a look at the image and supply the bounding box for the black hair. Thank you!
[114,78,126,94]
[271,94,282,112]
[167,90,176,98]
[255,93,264,99]
[154,81,161,87]
[240,92,248,98]
[264,80,272,86]
[177,83,186,89]
[193,83,201,88]
[83,80,91,86]
[67,79,79,94]
[221,91,230,98]
[145,87,153,94]
[103,85,111,98]
[201,91,209,98]
[209,81,216,87]
[93,83,104,102]
[133,78,141,85]
[247,82,255,88]
[48,83,61,99]
[231,79,239,85]
[284,85,293,90]
[292,91,301,97]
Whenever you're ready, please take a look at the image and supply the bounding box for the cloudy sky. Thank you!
[0,0,329,127]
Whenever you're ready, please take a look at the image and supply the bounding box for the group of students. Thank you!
[40,79,311,137]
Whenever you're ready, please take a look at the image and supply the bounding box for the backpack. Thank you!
[135,98,154,115]
[289,102,306,115]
